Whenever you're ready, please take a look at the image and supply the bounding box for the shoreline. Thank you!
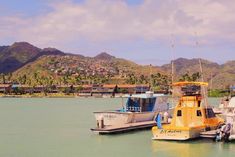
[0,93,223,98]
[0,93,78,98]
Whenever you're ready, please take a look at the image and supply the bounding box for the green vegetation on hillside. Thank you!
[0,42,234,90]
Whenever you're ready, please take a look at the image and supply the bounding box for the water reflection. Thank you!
[151,139,235,157]
[152,140,194,157]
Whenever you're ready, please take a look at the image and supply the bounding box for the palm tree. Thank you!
[0,73,6,84]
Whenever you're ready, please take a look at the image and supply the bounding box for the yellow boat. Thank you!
[152,81,224,140]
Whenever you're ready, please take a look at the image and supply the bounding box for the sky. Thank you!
[0,0,235,65]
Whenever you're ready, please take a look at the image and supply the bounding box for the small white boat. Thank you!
[91,91,169,133]
[215,96,235,142]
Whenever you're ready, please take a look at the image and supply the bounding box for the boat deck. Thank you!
[91,121,161,134]
[212,107,222,115]
[200,129,219,139]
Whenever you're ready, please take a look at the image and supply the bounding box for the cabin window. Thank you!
[177,110,182,116]
[128,98,134,106]
[197,110,202,116]
[145,98,149,104]
[141,99,147,112]
[205,108,216,118]
[149,98,152,104]
[135,98,140,105]
[198,101,201,107]
[142,99,146,106]
[151,98,154,103]
[141,98,154,112]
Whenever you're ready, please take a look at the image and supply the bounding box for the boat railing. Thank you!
[126,106,141,112]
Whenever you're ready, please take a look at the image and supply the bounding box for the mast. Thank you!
[196,33,209,109]
[149,64,153,91]
[171,52,174,85]
[210,73,213,96]
[171,34,175,84]
[170,34,177,106]
[199,58,204,82]
[141,68,143,93]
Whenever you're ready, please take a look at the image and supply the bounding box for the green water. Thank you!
[0,98,234,157]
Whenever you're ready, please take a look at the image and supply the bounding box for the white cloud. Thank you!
[1,0,235,49]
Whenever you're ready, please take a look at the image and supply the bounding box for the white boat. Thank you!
[93,91,169,130]
[215,96,235,142]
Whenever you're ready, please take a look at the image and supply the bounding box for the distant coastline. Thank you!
[0,84,152,98]
[0,83,232,98]
[0,93,76,98]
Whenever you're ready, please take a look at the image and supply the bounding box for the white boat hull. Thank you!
[94,111,157,126]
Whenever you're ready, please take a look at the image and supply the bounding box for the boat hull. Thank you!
[94,111,157,126]
[152,126,205,140]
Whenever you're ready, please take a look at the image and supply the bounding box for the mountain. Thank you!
[161,58,220,75]
[94,52,115,60]
[161,58,235,89]
[40,48,64,56]
[214,61,235,89]
[0,46,8,52]
[0,42,65,73]
[0,42,234,89]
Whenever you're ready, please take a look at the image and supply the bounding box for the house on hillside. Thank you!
[33,85,45,93]
[135,85,150,93]
[0,84,11,94]
[117,84,136,93]
[102,84,150,94]
[77,84,93,97]
[17,84,31,93]
[102,84,117,93]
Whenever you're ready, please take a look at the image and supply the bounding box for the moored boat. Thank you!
[152,82,224,140]
[91,91,169,134]
[207,96,235,142]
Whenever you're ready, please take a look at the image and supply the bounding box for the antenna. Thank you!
[171,34,175,84]
[210,73,213,96]
[149,64,153,91]
[199,58,204,82]
[140,68,143,94]
[195,32,204,82]
[195,32,208,108]
[170,34,177,107]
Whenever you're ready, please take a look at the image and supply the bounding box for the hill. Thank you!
[161,58,235,89]
[94,52,115,60]
[0,42,64,73]
[0,42,234,89]
[11,53,165,86]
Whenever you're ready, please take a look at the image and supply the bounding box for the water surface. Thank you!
[0,98,234,157]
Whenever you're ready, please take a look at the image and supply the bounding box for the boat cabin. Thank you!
[124,92,168,113]
[171,82,220,128]
[126,96,156,112]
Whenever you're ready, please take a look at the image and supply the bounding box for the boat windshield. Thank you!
[126,97,156,112]
[181,85,201,96]
[205,108,216,118]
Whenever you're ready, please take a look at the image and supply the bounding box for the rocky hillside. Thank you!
[161,58,235,89]
[0,42,234,89]
[11,53,164,86]
[0,42,64,73]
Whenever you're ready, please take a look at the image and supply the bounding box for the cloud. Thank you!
[1,0,235,50]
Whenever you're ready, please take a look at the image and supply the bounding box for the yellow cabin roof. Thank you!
[180,96,201,101]
[172,81,208,87]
